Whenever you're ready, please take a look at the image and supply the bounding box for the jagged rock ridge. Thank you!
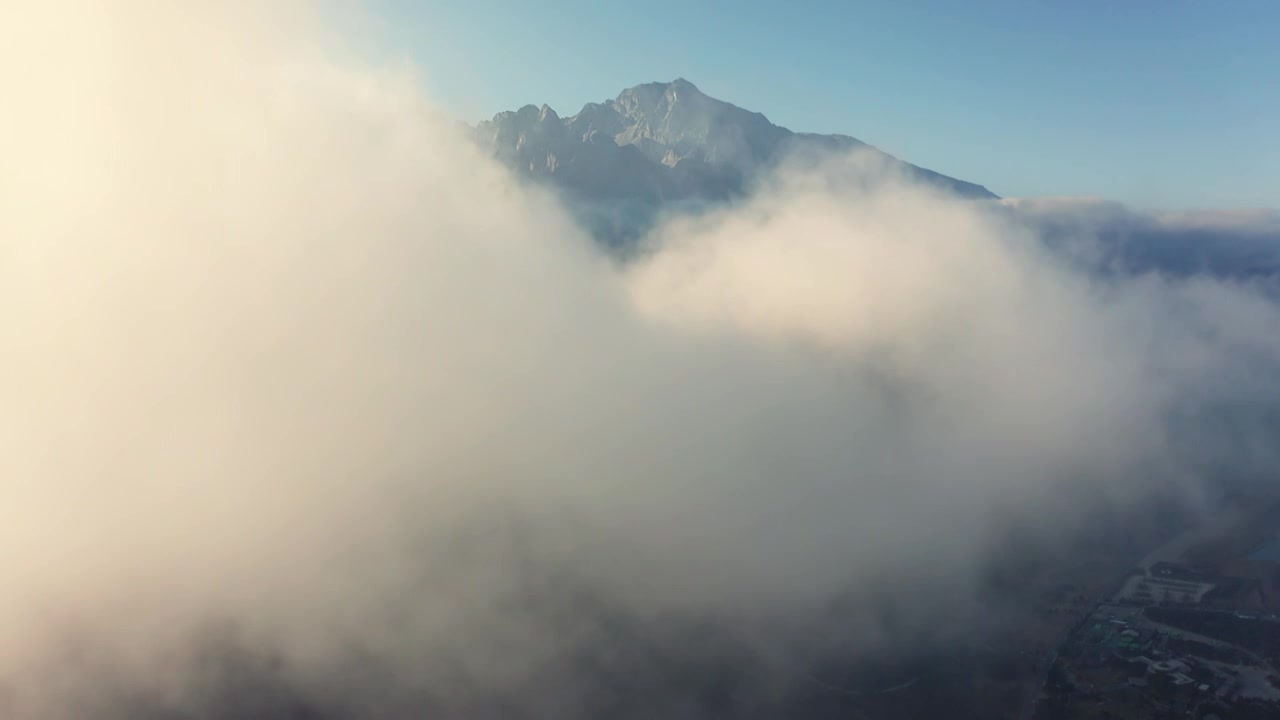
[473,79,997,213]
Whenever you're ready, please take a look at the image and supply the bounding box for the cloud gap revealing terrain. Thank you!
[3,4,1280,719]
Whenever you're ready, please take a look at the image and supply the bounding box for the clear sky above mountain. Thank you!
[368,0,1277,210]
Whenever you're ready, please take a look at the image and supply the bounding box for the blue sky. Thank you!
[368,0,1277,210]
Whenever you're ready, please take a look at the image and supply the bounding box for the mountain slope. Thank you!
[473,79,997,212]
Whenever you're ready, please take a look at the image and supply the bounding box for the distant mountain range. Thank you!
[472,79,994,243]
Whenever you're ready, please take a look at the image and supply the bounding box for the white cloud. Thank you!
[2,4,1279,718]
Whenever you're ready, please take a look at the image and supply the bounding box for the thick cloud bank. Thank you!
[3,4,1280,718]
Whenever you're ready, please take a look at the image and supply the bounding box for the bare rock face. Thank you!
[473,79,996,210]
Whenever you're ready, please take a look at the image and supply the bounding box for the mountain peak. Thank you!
[617,78,706,104]
[669,77,700,93]
[473,80,997,234]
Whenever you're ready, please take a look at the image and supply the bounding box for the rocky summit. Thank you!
[473,78,996,211]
